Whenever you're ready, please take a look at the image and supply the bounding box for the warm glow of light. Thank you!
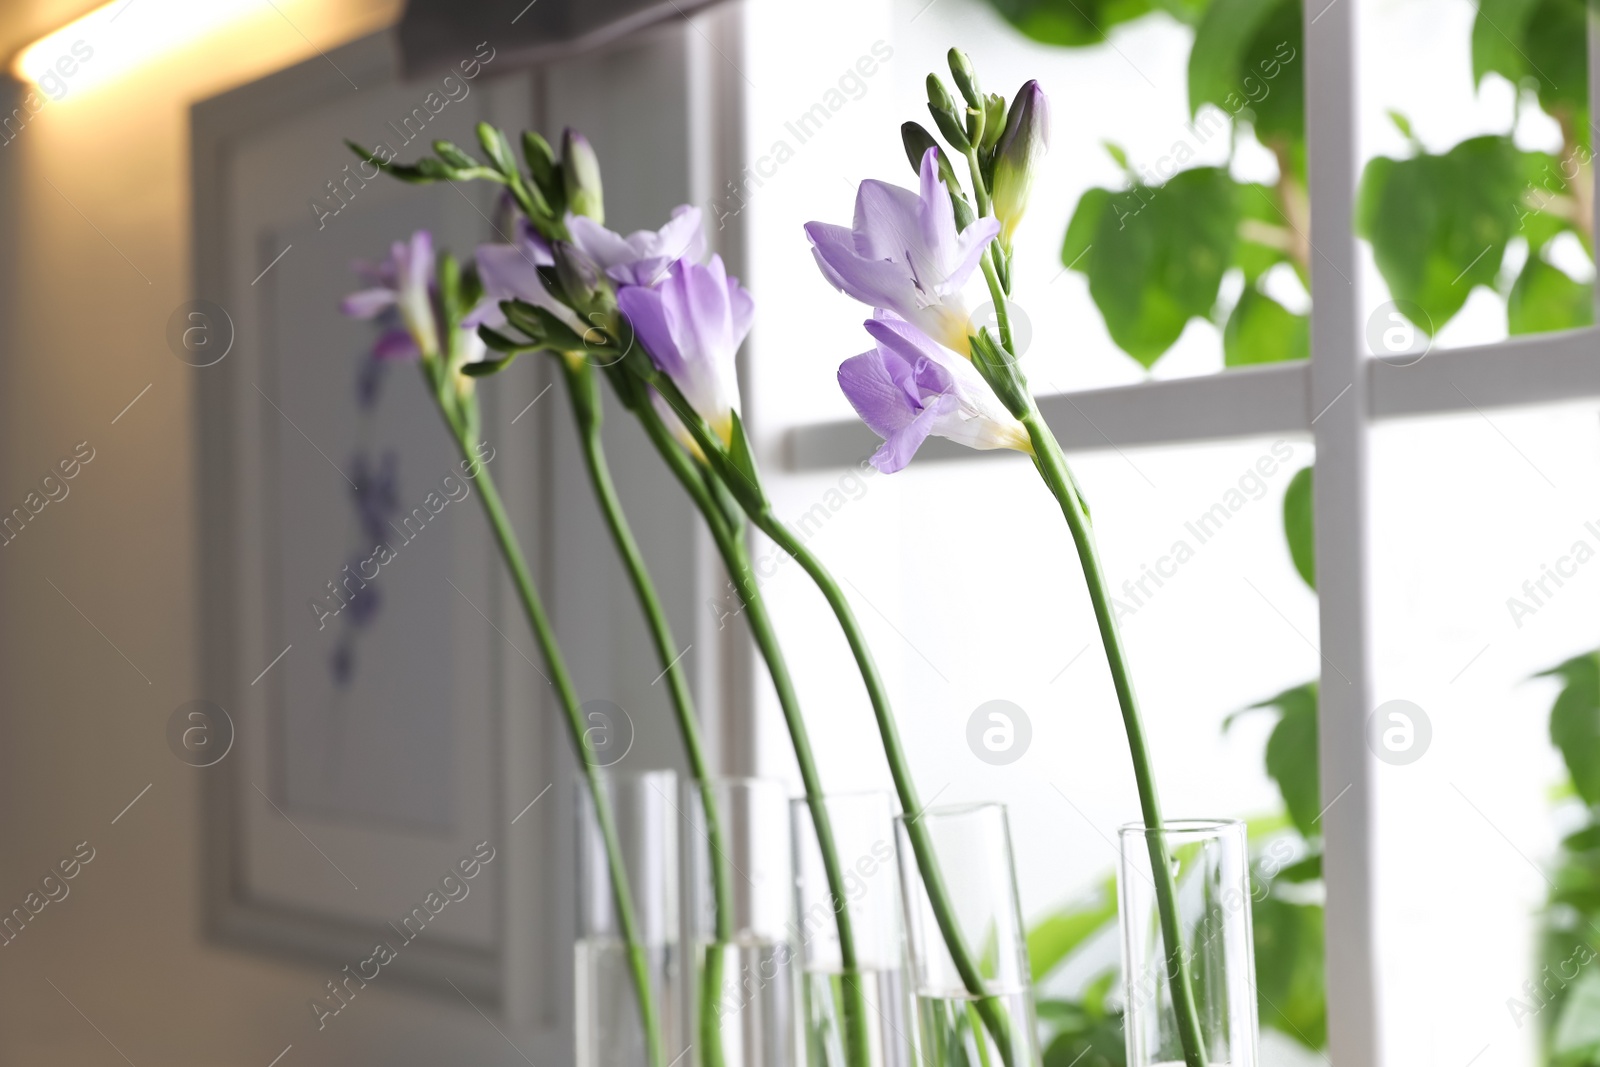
[13,0,263,97]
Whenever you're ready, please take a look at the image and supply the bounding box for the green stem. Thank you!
[559,360,733,1067]
[962,146,993,219]
[459,427,668,1067]
[1019,410,1207,1067]
[977,254,1014,354]
[632,404,876,1067]
[752,514,1020,1067]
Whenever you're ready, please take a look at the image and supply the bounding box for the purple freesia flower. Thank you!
[838,314,1029,474]
[341,231,439,360]
[568,205,706,288]
[616,254,751,446]
[464,220,588,341]
[805,149,1000,355]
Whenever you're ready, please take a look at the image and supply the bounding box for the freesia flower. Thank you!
[991,80,1049,247]
[464,220,587,339]
[341,230,440,360]
[616,254,751,446]
[567,204,706,288]
[838,314,1030,473]
[805,148,999,355]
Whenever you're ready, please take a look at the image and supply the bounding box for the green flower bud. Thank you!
[522,130,565,216]
[551,240,601,312]
[981,93,1007,151]
[948,48,982,109]
[925,73,969,151]
[561,128,605,224]
[991,80,1050,246]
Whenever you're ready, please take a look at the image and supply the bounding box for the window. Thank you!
[732,0,1600,1063]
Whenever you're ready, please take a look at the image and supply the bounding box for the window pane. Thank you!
[743,0,1312,440]
[1357,0,1593,356]
[752,435,1320,1061]
[1371,401,1600,1066]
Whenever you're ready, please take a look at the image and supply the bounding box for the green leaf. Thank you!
[1277,851,1322,882]
[1283,464,1315,590]
[1539,653,1600,804]
[1387,109,1415,142]
[1061,167,1239,367]
[1508,252,1594,335]
[1223,286,1309,366]
[1261,682,1321,838]
[1355,135,1532,333]
[725,409,762,487]
[1564,824,1600,852]
[981,0,1156,47]
[1472,0,1588,145]
[1231,683,1320,837]
[1188,0,1303,143]
[1252,895,1327,1048]
[1027,878,1118,983]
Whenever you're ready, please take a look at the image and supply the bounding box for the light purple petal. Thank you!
[657,205,706,266]
[341,288,396,319]
[946,216,1002,293]
[476,242,545,306]
[875,393,959,473]
[567,214,635,269]
[851,179,925,263]
[461,298,505,330]
[371,329,420,362]
[838,349,916,439]
[805,222,918,311]
[617,284,681,377]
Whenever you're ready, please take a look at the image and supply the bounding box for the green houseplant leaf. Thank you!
[1539,653,1600,805]
[1223,286,1309,366]
[1188,0,1304,144]
[1508,252,1594,335]
[1252,894,1328,1048]
[1355,135,1536,333]
[1472,0,1588,144]
[982,0,1158,47]
[1283,464,1315,589]
[1062,166,1239,367]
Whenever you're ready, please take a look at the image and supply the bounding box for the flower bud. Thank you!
[990,80,1049,246]
[551,239,601,311]
[947,48,982,109]
[980,93,1006,151]
[925,74,969,151]
[561,128,605,224]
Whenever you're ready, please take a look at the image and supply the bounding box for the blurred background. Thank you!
[0,0,1594,1064]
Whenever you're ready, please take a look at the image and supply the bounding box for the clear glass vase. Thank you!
[576,769,682,1067]
[1118,818,1259,1067]
[896,802,1040,1067]
[792,791,913,1067]
[684,776,797,1067]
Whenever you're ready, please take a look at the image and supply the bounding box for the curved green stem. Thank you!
[1020,410,1207,1067]
[632,403,876,1067]
[751,514,1019,1067]
[454,417,667,1067]
[559,360,734,1067]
